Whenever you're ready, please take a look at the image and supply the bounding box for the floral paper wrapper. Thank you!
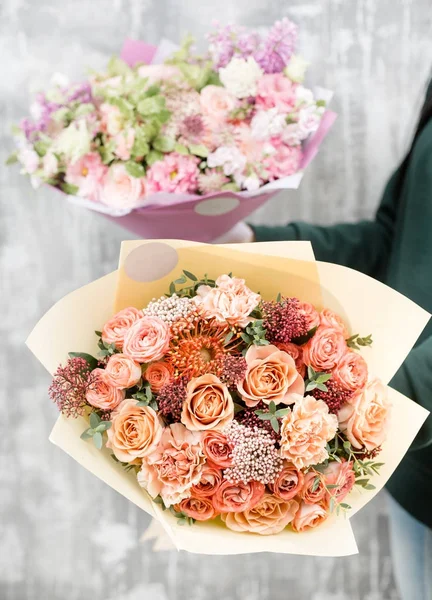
[65,39,337,242]
[26,241,430,555]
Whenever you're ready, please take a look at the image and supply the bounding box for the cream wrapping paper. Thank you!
[26,241,430,556]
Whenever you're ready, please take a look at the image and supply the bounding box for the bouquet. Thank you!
[9,20,336,242]
[27,240,430,555]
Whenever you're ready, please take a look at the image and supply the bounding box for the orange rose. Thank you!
[144,361,174,393]
[237,344,304,408]
[101,307,143,350]
[202,430,233,468]
[292,501,329,532]
[276,342,306,378]
[268,461,304,501]
[191,466,223,498]
[85,368,125,411]
[222,494,299,535]
[320,308,349,337]
[106,399,163,462]
[212,480,265,513]
[300,471,327,505]
[104,354,142,389]
[302,326,346,371]
[298,302,320,330]
[182,374,234,431]
[175,496,216,521]
[280,396,338,469]
[332,350,368,393]
[338,378,390,451]
[323,460,355,505]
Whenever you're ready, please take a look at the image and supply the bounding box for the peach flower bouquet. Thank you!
[26,240,430,556]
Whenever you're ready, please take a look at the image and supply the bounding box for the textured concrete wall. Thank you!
[1,1,431,598]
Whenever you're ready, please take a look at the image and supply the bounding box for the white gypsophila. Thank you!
[53,119,91,163]
[250,108,287,141]
[219,56,263,99]
[296,85,315,107]
[207,146,247,177]
[297,106,321,140]
[284,55,309,83]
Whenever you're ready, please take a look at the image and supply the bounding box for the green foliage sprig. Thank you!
[304,366,332,393]
[255,400,290,433]
[346,334,373,350]
[80,412,111,449]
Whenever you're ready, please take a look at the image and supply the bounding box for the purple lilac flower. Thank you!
[254,18,298,74]
[207,22,260,69]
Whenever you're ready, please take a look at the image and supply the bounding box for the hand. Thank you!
[212,222,255,244]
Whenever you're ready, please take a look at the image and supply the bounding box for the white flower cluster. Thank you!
[219,56,263,99]
[143,293,196,323]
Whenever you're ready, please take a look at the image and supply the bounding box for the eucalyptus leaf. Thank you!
[90,412,101,429]
[183,270,197,281]
[93,431,103,450]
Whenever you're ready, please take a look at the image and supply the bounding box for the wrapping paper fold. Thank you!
[26,241,430,555]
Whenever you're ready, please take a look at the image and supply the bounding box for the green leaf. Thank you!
[137,95,165,116]
[107,56,132,77]
[274,408,290,418]
[326,484,340,490]
[269,401,276,413]
[5,152,18,166]
[107,96,134,120]
[68,352,98,370]
[174,276,187,284]
[340,503,351,510]
[80,429,93,441]
[154,109,172,124]
[183,270,198,281]
[146,386,152,402]
[146,150,163,166]
[144,85,161,97]
[233,402,245,414]
[125,161,145,178]
[316,99,327,108]
[169,282,176,295]
[316,373,332,384]
[224,331,234,345]
[93,431,103,450]
[188,144,209,158]
[255,412,273,421]
[291,326,318,346]
[59,182,79,195]
[311,476,321,493]
[95,330,102,337]
[90,412,101,429]
[315,382,329,392]
[153,135,175,153]
[174,143,189,155]
[276,293,282,303]
[364,483,376,491]
[270,417,279,433]
[95,421,112,432]
[221,182,240,192]
[132,133,150,157]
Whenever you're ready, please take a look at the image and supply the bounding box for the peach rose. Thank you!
[174,496,216,521]
[298,301,320,330]
[292,501,329,532]
[85,368,125,411]
[302,326,346,371]
[237,345,304,408]
[324,460,355,505]
[222,494,299,535]
[200,85,237,123]
[191,466,223,498]
[338,378,390,451]
[106,399,163,462]
[102,163,146,210]
[202,431,233,468]
[333,350,368,393]
[144,361,174,393]
[137,423,205,507]
[182,374,234,431]
[123,316,170,364]
[268,461,304,501]
[104,354,142,389]
[301,471,327,505]
[280,396,338,469]
[276,342,306,378]
[320,308,349,337]
[212,480,265,513]
[101,307,143,349]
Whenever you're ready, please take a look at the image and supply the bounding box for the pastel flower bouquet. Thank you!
[9,20,336,242]
[27,240,430,555]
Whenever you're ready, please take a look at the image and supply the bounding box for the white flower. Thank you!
[281,123,302,146]
[219,56,263,99]
[207,146,247,177]
[242,174,261,192]
[251,108,286,141]
[43,151,59,178]
[30,175,42,189]
[297,106,321,140]
[30,101,44,121]
[18,145,40,174]
[284,55,309,83]
[53,119,91,163]
[296,85,315,107]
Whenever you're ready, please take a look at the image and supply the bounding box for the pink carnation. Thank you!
[65,152,107,202]
[264,140,302,180]
[256,73,297,112]
[146,153,200,194]
[101,163,146,210]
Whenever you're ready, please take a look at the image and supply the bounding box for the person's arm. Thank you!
[251,171,399,280]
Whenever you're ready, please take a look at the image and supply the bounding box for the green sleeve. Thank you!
[390,336,432,451]
[251,172,398,280]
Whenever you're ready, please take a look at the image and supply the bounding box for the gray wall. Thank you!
[1,1,431,599]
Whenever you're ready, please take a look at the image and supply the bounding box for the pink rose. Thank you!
[138,423,205,507]
[123,317,170,364]
[65,152,107,202]
[268,461,304,501]
[200,85,237,124]
[137,64,180,83]
[100,103,124,136]
[264,140,302,180]
[106,399,163,462]
[302,326,347,371]
[320,308,349,337]
[85,368,125,411]
[222,494,299,535]
[300,471,327,505]
[276,342,306,377]
[113,128,135,161]
[174,496,216,521]
[144,361,174,393]
[298,302,320,331]
[101,307,143,350]
[324,460,356,505]
[146,153,200,194]
[102,164,146,210]
[292,501,329,532]
[256,74,297,112]
[191,466,223,499]
[338,379,390,451]
[202,430,233,469]
[182,374,234,431]
[104,354,142,389]
[333,350,368,393]
[280,396,338,469]
[212,480,265,513]
[237,345,304,408]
